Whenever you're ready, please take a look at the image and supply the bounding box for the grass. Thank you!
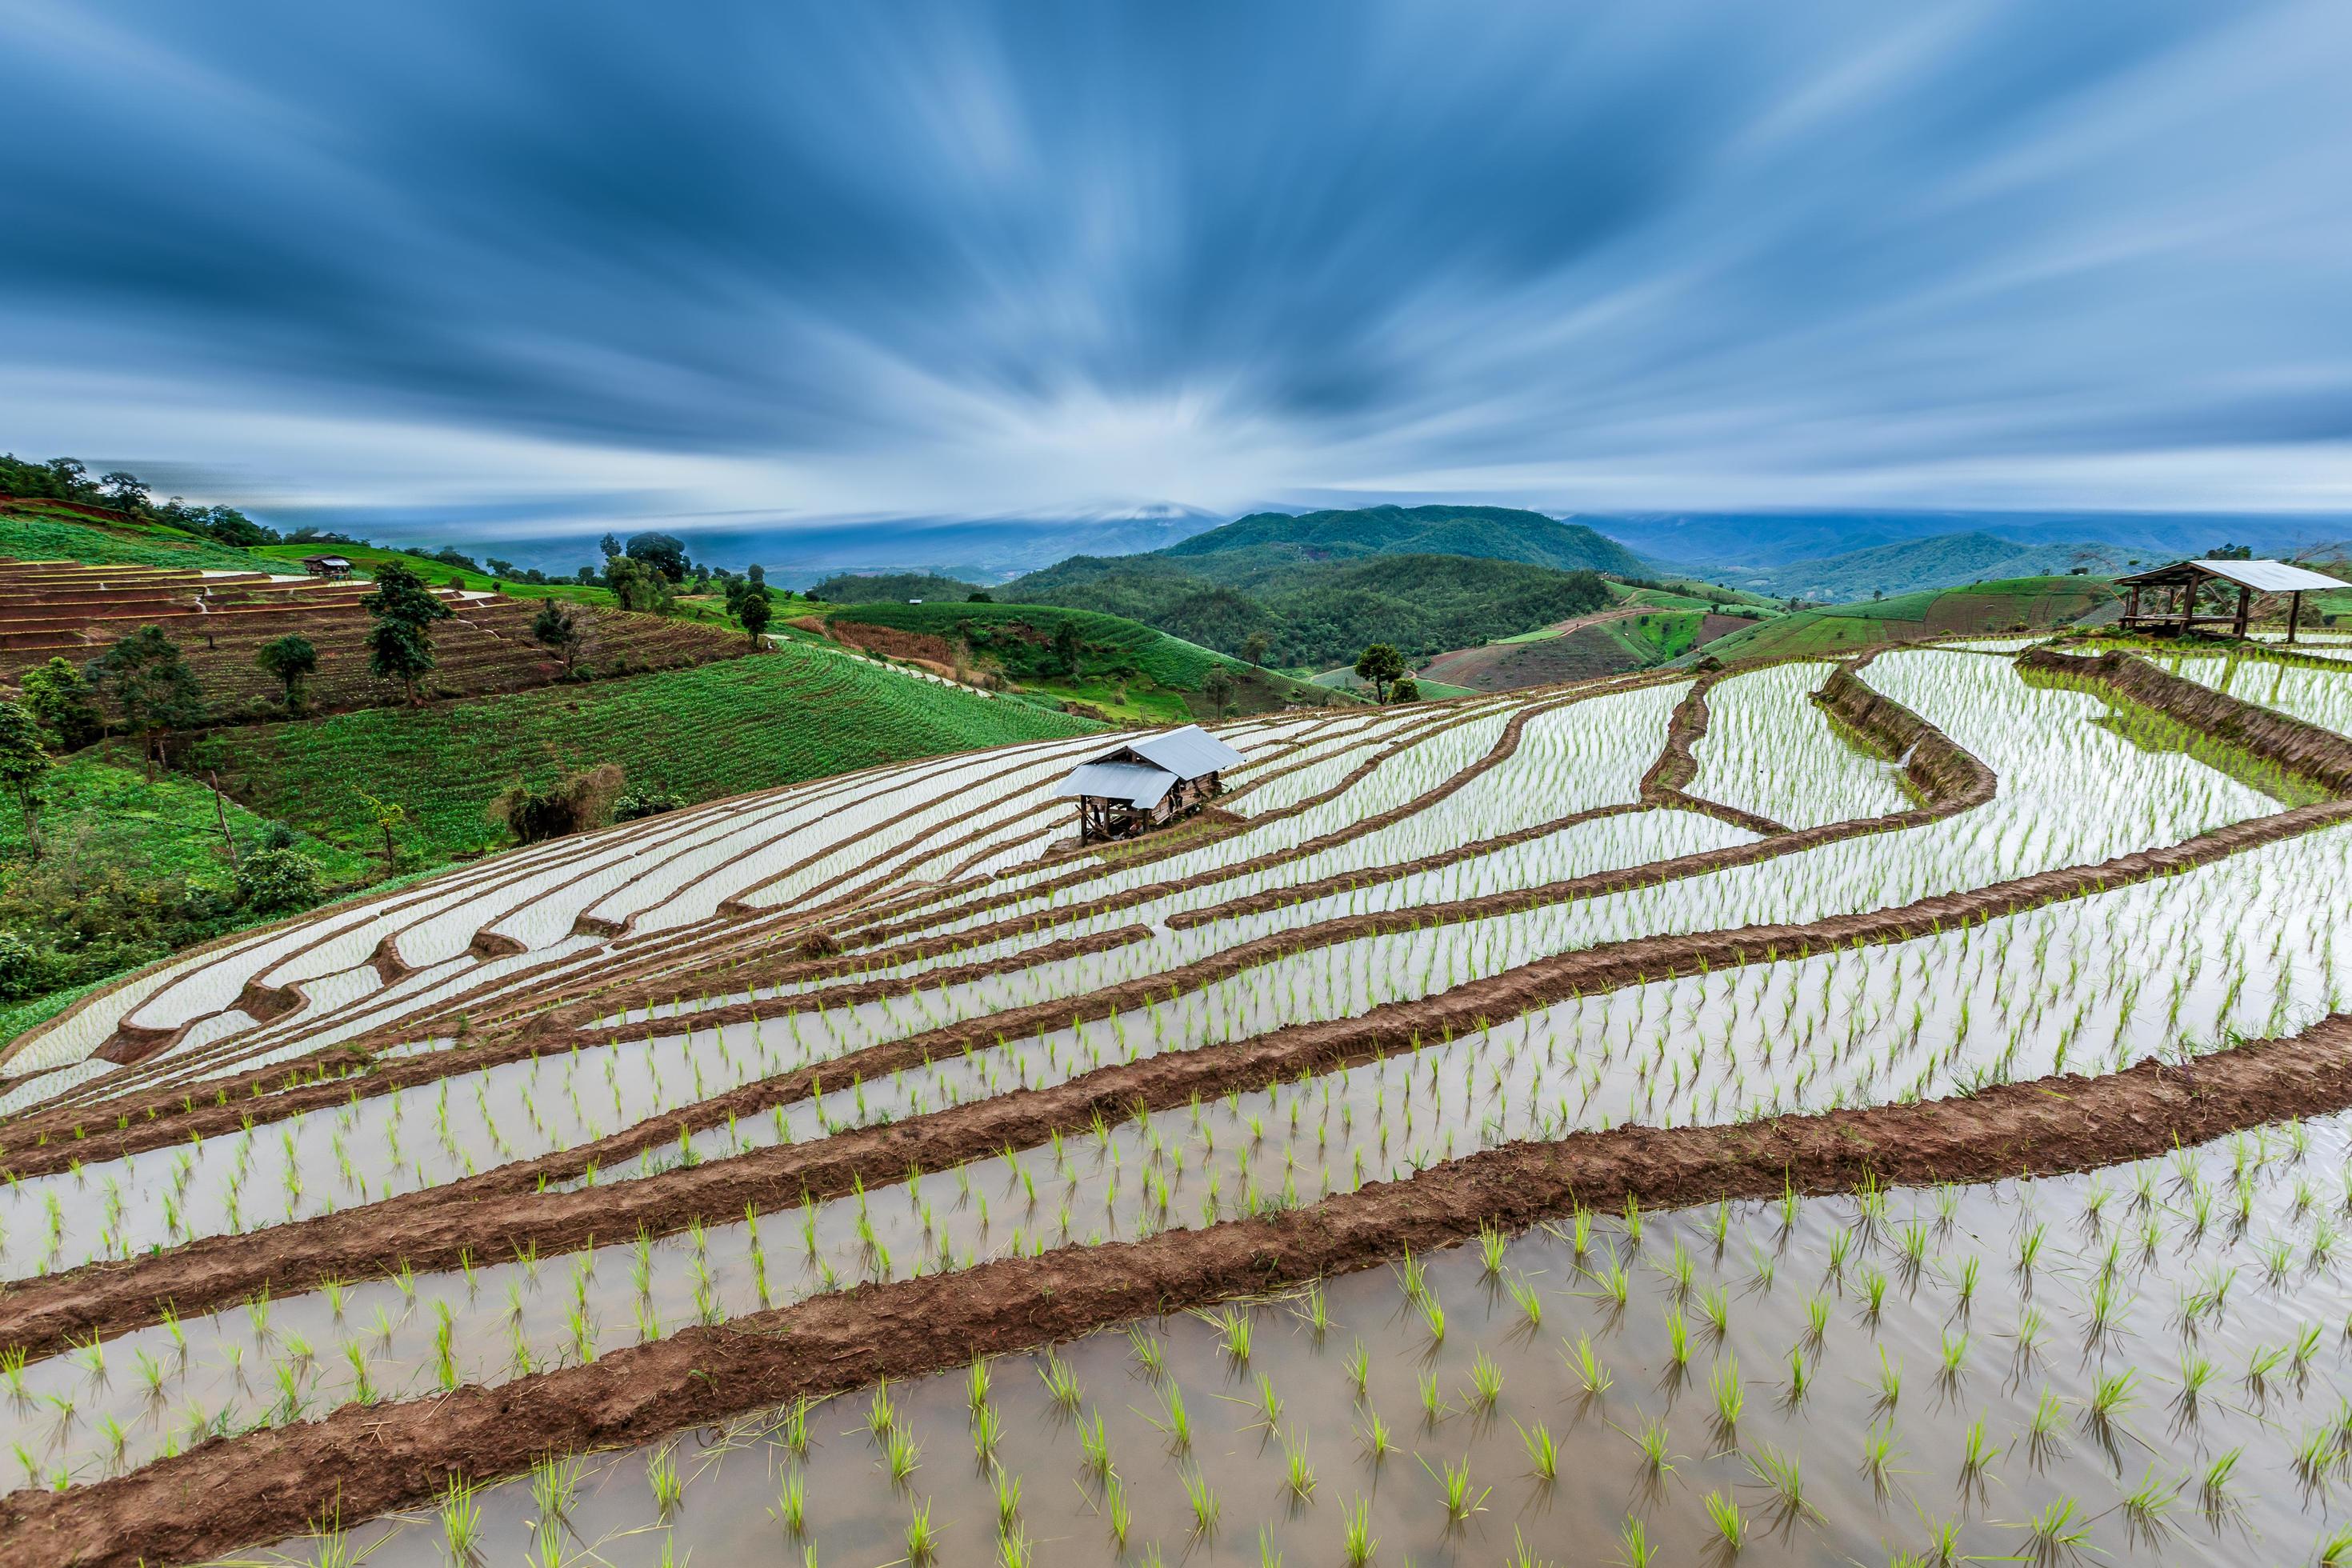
[1694,575,2120,664]
[193,638,1105,864]
[0,507,274,571]
[0,751,378,1049]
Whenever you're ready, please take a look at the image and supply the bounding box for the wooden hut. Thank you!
[2114,558,2340,642]
[1055,725,1246,845]
[298,554,355,579]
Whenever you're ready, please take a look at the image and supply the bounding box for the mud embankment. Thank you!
[8,1010,2352,1568]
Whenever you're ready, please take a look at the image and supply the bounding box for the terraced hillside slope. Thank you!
[0,558,743,718]
[2,640,2352,1566]
[1698,574,2121,662]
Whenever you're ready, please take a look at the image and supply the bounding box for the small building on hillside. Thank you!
[2114,558,2340,641]
[1055,725,1246,844]
[299,554,355,578]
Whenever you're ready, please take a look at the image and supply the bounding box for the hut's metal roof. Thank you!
[2115,558,2342,593]
[1054,761,1178,807]
[1082,724,1244,780]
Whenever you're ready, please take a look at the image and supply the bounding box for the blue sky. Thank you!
[4,0,2351,545]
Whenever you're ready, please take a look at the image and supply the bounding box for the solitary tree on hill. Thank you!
[0,699,50,856]
[736,584,774,647]
[1052,618,1083,678]
[1202,667,1236,718]
[1354,642,1405,704]
[1241,630,1271,666]
[1389,677,1421,704]
[254,634,318,711]
[361,562,452,706]
[531,600,587,674]
[96,625,206,775]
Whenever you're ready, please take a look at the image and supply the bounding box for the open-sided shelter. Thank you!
[1055,723,1245,844]
[2114,558,2340,642]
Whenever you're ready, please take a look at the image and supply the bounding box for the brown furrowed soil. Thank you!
[8,1010,2352,1568]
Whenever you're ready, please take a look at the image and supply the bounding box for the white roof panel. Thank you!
[1086,723,1245,780]
[1054,761,1178,807]
[2190,559,2344,594]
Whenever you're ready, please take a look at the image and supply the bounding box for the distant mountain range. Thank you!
[1582,510,2352,572]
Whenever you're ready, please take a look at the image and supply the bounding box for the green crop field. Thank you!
[1698,575,2120,663]
[0,506,277,572]
[193,639,1108,866]
[818,599,1334,721]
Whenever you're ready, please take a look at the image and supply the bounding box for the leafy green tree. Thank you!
[19,657,102,750]
[624,531,691,582]
[598,532,623,560]
[531,600,587,674]
[360,562,451,705]
[98,470,151,514]
[603,554,676,614]
[0,699,51,855]
[746,563,766,588]
[1241,630,1271,665]
[1388,677,1422,704]
[1354,642,1406,703]
[96,626,206,774]
[1052,618,1083,678]
[736,586,774,646]
[356,789,407,873]
[966,591,994,603]
[254,634,318,710]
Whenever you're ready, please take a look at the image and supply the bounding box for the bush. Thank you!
[234,846,326,914]
[613,788,685,822]
[0,929,39,1000]
[489,763,626,844]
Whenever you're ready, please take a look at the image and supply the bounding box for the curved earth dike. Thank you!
[2021,642,2352,793]
[0,650,2329,1348]
[6,1010,2352,1568]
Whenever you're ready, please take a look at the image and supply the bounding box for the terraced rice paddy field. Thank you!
[2,638,2352,1566]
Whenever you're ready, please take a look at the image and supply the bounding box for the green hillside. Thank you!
[1696,575,2121,662]
[1735,530,2124,602]
[194,638,1106,867]
[808,570,989,603]
[814,598,1333,722]
[1006,550,1616,669]
[1,502,284,572]
[1166,504,1650,577]
[0,751,380,1046]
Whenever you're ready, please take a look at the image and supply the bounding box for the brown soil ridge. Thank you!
[2022,643,2352,794]
[10,1012,2352,1568]
[26,762,2346,1363]
[1636,663,1790,834]
[0,665,2005,1336]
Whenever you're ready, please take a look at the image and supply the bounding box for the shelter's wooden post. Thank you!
[2178,580,2193,637]
[2234,583,2250,638]
[2289,591,2302,645]
[2125,585,2140,629]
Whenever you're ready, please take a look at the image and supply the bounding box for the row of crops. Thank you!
[2,636,2350,1566]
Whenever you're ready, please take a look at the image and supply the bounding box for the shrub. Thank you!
[613,788,685,822]
[489,763,626,845]
[0,929,39,1000]
[234,846,326,914]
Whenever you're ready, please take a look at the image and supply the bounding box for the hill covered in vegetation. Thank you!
[1694,575,2122,662]
[1729,530,2126,602]
[810,598,1334,722]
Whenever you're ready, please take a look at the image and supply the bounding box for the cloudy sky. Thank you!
[5,0,2351,542]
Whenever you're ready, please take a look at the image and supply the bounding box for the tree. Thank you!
[966,591,994,603]
[0,700,51,856]
[254,634,318,711]
[531,600,587,674]
[625,532,691,582]
[746,563,766,588]
[1052,618,1083,678]
[598,532,624,561]
[1388,677,1421,704]
[95,626,206,775]
[1241,630,1271,666]
[19,658,102,750]
[604,554,676,614]
[356,790,406,873]
[98,470,151,514]
[234,846,325,914]
[736,586,774,647]
[1354,643,1406,704]
[1202,667,1236,718]
[360,562,451,705]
